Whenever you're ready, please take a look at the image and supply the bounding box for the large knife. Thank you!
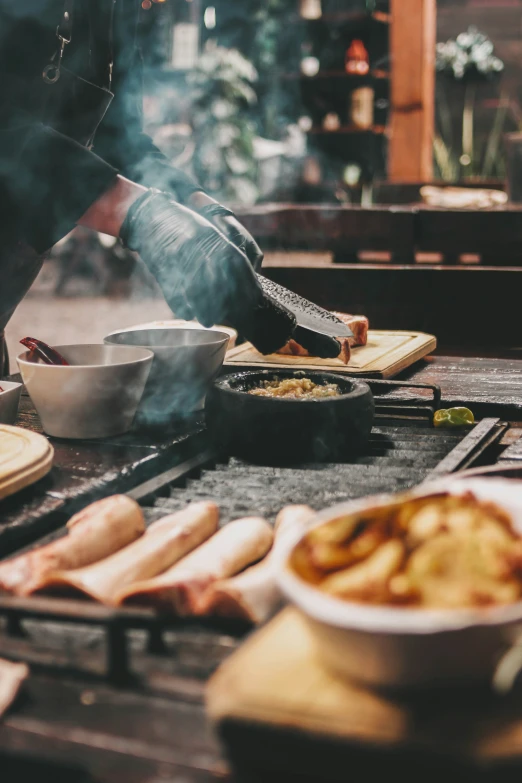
[257,275,353,359]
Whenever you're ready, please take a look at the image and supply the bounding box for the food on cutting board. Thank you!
[41,501,218,604]
[117,517,273,613]
[290,492,522,609]
[276,313,369,365]
[249,377,340,399]
[199,505,315,623]
[0,495,145,595]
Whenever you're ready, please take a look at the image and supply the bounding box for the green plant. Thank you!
[250,0,299,140]
[188,43,259,205]
[435,26,505,181]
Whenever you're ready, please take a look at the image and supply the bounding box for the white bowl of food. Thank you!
[276,478,522,690]
[17,344,153,439]
[0,381,22,425]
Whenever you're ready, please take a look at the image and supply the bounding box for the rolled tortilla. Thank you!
[197,505,315,624]
[0,495,145,596]
[40,501,219,605]
[0,658,29,718]
[117,517,273,614]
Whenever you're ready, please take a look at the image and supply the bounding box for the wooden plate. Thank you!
[0,425,54,501]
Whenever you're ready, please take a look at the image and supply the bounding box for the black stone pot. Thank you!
[205,369,375,464]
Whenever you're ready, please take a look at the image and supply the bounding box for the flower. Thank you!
[436,26,504,81]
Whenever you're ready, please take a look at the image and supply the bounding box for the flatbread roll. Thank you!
[39,501,218,605]
[118,517,273,614]
[0,658,28,717]
[197,505,315,623]
[0,495,145,596]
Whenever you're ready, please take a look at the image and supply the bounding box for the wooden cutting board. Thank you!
[225,330,436,378]
[207,608,522,780]
[0,425,54,501]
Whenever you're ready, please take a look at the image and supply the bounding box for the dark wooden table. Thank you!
[239,202,522,265]
[392,355,522,420]
[2,355,522,783]
[0,384,208,558]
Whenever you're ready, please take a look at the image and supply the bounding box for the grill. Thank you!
[139,422,501,522]
[127,378,505,523]
[0,377,510,782]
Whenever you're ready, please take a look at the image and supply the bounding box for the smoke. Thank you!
[0,2,309,332]
[105,327,230,428]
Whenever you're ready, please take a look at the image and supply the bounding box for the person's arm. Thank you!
[1,122,121,253]
[78,175,147,237]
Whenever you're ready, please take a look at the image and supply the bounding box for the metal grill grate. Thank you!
[0,416,506,688]
[140,421,498,524]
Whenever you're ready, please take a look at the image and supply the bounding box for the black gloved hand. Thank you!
[120,189,295,354]
[195,201,264,273]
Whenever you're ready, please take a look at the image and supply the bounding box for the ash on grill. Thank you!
[146,426,465,522]
[133,379,502,523]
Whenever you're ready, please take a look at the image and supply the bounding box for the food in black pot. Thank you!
[249,377,340,399]
[205,370,374,464]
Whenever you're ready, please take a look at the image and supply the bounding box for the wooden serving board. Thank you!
[225,330,436,379]
[207,608,522,780]
[0,425,54,501]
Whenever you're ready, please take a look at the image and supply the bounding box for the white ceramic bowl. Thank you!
[17,344,153,439]
[107,320,237,349]
[276,478,522,691]
[104,327,230,425]
[0,381,22,425]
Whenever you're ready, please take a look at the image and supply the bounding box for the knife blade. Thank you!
[256,275,353,359]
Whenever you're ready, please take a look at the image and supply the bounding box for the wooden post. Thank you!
[388,0,436,182]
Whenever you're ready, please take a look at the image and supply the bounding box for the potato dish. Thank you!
[290,491,522,609]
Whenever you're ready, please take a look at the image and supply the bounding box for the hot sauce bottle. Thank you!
[345,40,370,75]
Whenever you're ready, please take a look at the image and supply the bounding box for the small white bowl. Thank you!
[104,327,230,425]
[0,381,22,425]
[276,478,522,691]
[17,344,153,439]
[107,319,237,350]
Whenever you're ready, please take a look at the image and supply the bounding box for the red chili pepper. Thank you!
[20,337,69,366]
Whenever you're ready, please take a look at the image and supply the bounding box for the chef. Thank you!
[0,1,337,374]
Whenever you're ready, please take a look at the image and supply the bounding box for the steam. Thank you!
[105,329,229,428]
[0,2,309,349]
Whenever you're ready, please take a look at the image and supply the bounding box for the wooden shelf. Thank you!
[293,10,391,24]
[308,125,387,135]
[288,69,389,80]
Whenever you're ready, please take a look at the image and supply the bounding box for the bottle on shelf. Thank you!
[323,112,341,131]
[299,0,322,20]
[301,56,320,77]
[345,40,370,75]
[350,86,374,129]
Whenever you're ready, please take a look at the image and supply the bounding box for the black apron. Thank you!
[0,0,114,376]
